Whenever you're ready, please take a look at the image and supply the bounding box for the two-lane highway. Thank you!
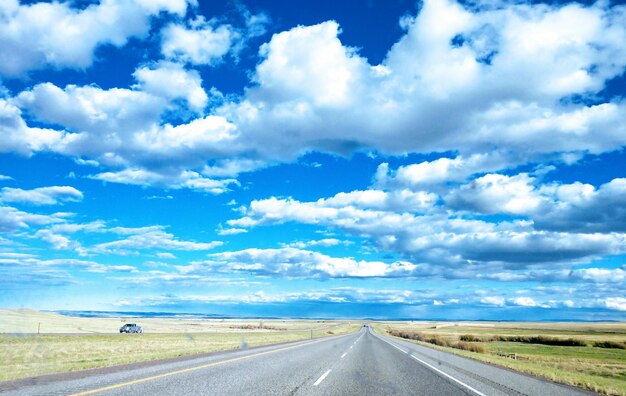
[0,326,594,395]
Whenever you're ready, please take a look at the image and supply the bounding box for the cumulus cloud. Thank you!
[535,178,626,232]
[215,0,626,163]
[16,81,239,192]
[161,5,269,66]
[161,16,237,65]
[375,152,514,188]
[445,173,545,215]
[15,82,166,146]
[4,0,626,195]
[480,296,505,306]
[0,186,82,205]
[132,62,208,112]
[0,0,190,76]
[511,297,539,307]
[181,247,417,278]
[605,297,626,311]
[0,99,66,155]
[228,191,626,268]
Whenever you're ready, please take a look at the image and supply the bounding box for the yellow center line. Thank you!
[68,336,333,396]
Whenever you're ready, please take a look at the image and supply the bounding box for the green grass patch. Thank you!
[376,323,626,396]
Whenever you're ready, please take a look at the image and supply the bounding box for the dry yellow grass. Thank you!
[0,308,346,334]
[0,309,360,382]
[374,321,626,396]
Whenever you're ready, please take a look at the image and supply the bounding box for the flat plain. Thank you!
[0,309,358,382]
[374,321,626,395]
[2,309,625,395]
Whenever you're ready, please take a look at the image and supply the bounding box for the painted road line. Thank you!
[409,355,487,396]
[313,369,332,386]
[341,353,347,358]
[69,336,338,396]
[373,333,486,396]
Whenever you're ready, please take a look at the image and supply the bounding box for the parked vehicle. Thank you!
[119,323,143,333]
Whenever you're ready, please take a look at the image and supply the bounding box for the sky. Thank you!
[1,0,626,320]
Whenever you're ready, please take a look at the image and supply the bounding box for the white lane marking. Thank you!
[374,333,486,396]
[313,369,332,386]
[409,355,486,396]
[349,346,353,349]
[341,353,347,358]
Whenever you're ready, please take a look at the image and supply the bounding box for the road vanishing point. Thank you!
[0,326,594,395]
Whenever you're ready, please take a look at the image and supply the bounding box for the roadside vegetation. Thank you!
[376,322,626,396]
[0,309,359,382]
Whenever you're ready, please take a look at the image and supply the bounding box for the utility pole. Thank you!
[37,322,41,334]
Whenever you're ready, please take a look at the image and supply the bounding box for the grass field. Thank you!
[373,321,626,396]
[0,309,360,382]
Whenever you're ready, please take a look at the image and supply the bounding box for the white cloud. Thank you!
[535,178,626,232]
[91,169,238,194]
[0,99,66,155]
[446,173,545,215]
[0,206,68,232]
[209,0,626,166]
[133,62,208,112]
[184,247,417,278]
[1,256,139,276]
[253,21,367,107]
[228,193,626,268]
[283,238,349,249]
[0,186,82,205]
[35,229,79,250]
[118,287,426,306]
[161,17,237,65]
[3,0,626,200]
[217,227,248,236]
[0,0,190,76]
[482,267,626,284]
[92,227,222,255]
[15,81,239,193]
[375,152,515,188]
[511,296,538,307]
[15,83,166,152]
[480,296,505,306]
[156,252,176,259]
[605,297,626,311]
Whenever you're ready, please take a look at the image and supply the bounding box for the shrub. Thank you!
[486,335,585,346]
[388,329,425,341]
[593,341,626,349]
[460,334,482,342]
[387,329,485,353]
[426,335,451,347]
[455,341,486,353]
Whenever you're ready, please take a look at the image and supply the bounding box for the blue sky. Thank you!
[1,0,626,320]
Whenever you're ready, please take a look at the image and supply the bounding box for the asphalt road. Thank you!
[0,326,594,396]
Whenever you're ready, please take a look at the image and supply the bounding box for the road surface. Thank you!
[0,326,594,395]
